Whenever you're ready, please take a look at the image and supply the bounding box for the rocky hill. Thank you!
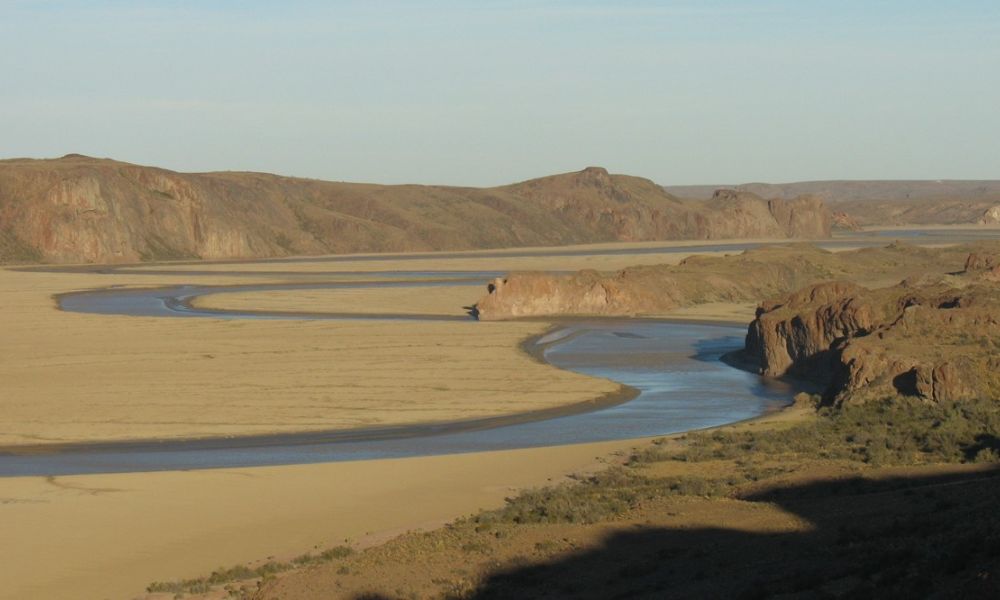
[0,156,832,264]
[473,242,976,320]
[745,251,1000,405]
[667,180,1000,226]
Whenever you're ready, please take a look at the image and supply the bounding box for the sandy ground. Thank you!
[0,439,643,600]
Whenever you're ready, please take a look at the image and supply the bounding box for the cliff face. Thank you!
[702,190,831,239]
[473,242,979,321]
[0,157,832,264]
[746,257,1000,404]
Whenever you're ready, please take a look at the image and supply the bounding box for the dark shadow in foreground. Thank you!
[358,465,1000,599]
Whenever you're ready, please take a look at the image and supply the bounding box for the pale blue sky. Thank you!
[2,1,998,185]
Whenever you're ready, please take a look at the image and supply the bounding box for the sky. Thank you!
[1,0,998,186]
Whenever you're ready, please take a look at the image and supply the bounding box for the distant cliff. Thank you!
[0,156,831,264]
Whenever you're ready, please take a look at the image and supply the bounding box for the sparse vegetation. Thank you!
[146,545,353,596]
[273,231,295,252]
[666,396,1000,467]
[0,228,43,264]
[472,468,655,525]
[474,396,1000,532]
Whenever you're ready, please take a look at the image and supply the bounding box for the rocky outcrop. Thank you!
[474,241,984,321]
[477,272,636,319]
[831,211,863,231]
[979,205,1000,225]
[964,251,1000,271]
[745,260,1000,404]
[0,156,833,264]
[744,281,876,380]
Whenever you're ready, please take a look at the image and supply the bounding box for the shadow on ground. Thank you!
[358,465,1000,599]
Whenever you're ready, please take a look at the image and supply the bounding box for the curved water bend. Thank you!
[0,279,795,477]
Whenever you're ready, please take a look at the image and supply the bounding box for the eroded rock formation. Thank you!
[746,254,1000,404]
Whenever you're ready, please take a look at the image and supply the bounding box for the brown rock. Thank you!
[745,281,874,379]
[745,274,1000,405]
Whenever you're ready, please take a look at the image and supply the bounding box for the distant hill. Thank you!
[665,180,1000,226]
[0,156,831,264]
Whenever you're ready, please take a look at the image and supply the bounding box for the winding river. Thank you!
[13,231,942,478]
[0,266,799,477]
[13,228,989,478]
[28,223,998,476]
